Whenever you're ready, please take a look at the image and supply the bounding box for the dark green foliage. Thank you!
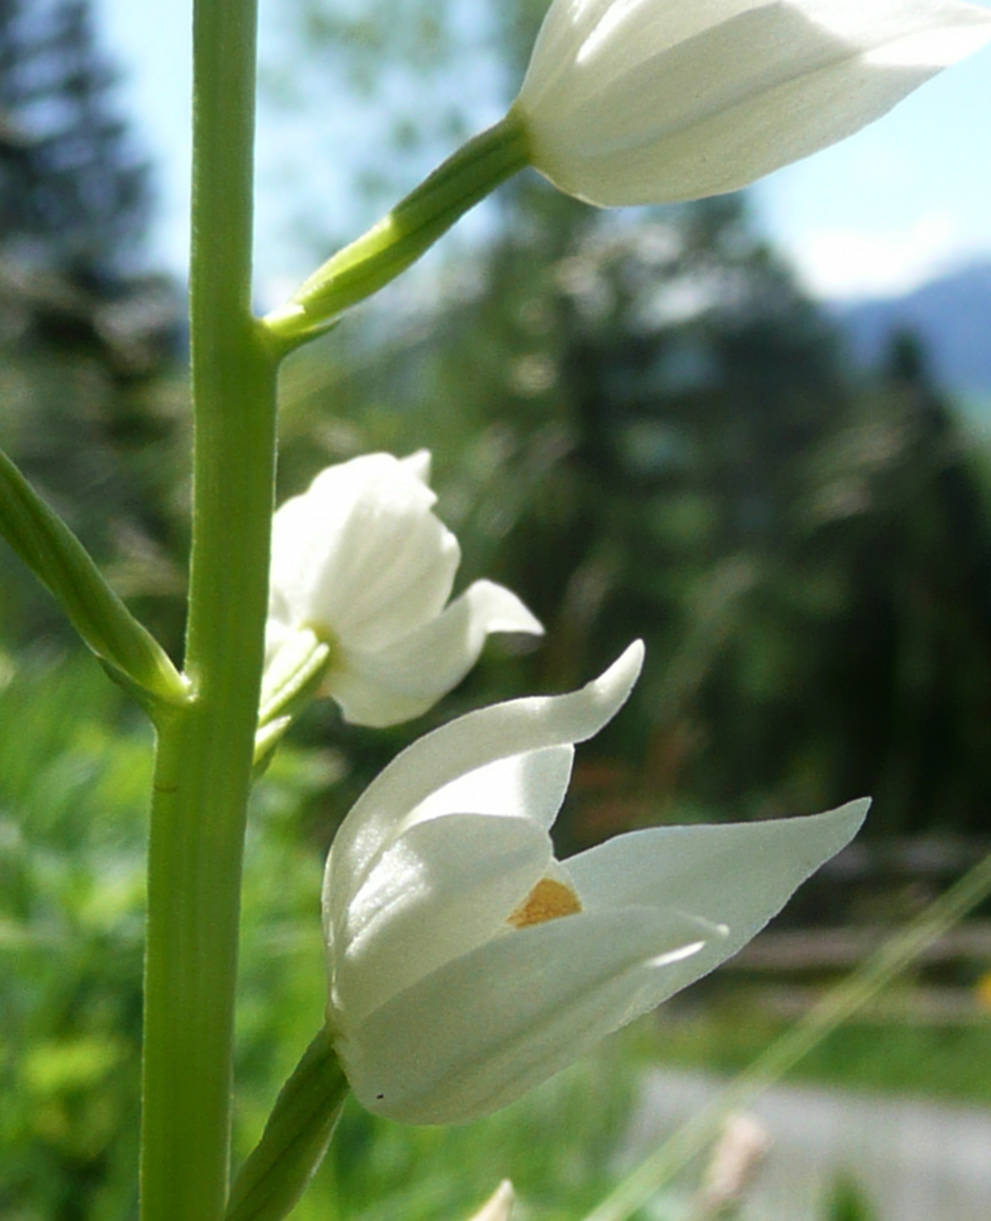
[0,655,148,1219]
[0,340,190,658]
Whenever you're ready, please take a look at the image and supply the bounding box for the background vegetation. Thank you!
[1,0,989,1217]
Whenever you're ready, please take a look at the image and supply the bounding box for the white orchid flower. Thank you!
[511,0,991,206]
[262,451,542,730]
[322,641,867,1124]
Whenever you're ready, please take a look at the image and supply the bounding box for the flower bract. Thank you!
[512,0,991,206]
[322,641,868,1123]
[263,452,542,728]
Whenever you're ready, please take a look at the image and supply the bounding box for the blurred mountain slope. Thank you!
[834,261,991,400]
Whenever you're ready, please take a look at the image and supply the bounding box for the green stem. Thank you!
[140,0,276,1218]
[226,1028,348,1221]
[263,114,530,349]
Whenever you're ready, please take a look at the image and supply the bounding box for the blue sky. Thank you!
[97,0,991,304]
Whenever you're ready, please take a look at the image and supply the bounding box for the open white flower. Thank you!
[263,452,542,729]
[323,641,868,1123]
[512,0,991,206]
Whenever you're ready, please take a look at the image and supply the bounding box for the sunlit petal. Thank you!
[338,905,711,1123]
[264,453,541,728]
[331,812,552,1024]
[568,799,870,994]
[515,0,991,205]
[329,580,543,728]
[326,641,644,899]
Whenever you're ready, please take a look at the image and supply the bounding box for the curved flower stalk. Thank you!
[512,0,991,206]
[260,451,542,733]
[322,642,868,1124]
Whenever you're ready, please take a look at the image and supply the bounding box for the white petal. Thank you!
[518,0,991,206]
[323,744,578,938]
[270,453,458,650]
[404,745,574,834]
[336,904,709,1123]
[330,812,552,1025]
[326,579,543,728]
[567,798,869,992]
[262,611,292,669]
[325,642,644,910]
[271,455,435,601]
[399,448,432,484]
[522,0,617,99]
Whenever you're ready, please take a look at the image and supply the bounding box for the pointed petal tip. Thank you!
[556,640,644,744]
[401,449,433,484]
[465,580,544,637]
[589,639,644,700]
[832,795,872,838]
[467,1180,515,1221]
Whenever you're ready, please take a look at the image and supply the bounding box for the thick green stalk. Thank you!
[140,0,274,1218]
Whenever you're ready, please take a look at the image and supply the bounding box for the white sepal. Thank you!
[324,641,644,904]
[514,0,991,206]
[329,580,543,728]
[567,798,871,1000]
[335,904,712,1123]
[264,452,542,728]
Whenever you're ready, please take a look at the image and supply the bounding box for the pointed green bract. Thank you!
[0,445,187,708]
[226,1028,348,1221]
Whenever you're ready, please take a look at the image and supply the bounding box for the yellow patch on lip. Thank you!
[507,876,582,929]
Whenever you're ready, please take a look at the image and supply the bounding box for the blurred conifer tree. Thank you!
[0,0,187,656]
[0,0,148,283]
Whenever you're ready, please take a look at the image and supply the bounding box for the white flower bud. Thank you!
[513,0,991,205]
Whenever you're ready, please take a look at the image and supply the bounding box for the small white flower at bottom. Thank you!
[322,641,868,1123]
